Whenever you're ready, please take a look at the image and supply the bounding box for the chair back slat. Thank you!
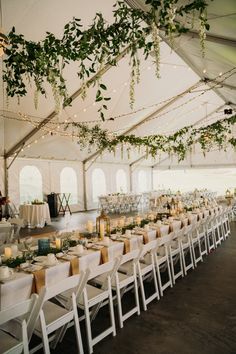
[120,249,140,265]
[140,239,157,257]
[156,232,174,246]
[27,273,84,341]
[88,259,116,280]
[0,294,38,326]
[44,273,82,301]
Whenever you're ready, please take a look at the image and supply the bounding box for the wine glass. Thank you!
[24,237,33,251]
[61,239,69,256]
[25,250,34,265]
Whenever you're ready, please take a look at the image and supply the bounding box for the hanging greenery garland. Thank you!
[2,0,210,120]
[64,114,236,160]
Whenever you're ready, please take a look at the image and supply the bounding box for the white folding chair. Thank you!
[222,209,231,239]
[190,222,203,266]
[29,273,86,354]
[216,211,225,244]
[0,294,38,354]
[154,234,173,297]
[79,259,120,354]
[205,215,216,253]
[168,231,184,284]
[92,249,141,328]
[136,240,160,311]
[180,225,195,275]
[196,218,208,257]
[211,213,223,247]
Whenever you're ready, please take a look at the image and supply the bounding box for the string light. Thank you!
[1,69,235,144]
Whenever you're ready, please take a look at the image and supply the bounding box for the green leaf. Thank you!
[100,83,107,90]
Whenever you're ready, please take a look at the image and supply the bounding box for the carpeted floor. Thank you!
[30,220,236,354]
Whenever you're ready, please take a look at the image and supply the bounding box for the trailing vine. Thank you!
[2,0,210,120]
[64,114,236,161]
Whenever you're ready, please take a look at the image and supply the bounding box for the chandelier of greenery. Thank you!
[64,114,236,160]
[2,0,209,120]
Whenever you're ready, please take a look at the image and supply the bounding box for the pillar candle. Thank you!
[100,223,105,239]
[119,219,125,228]
[11,244,18,258]
[87,220,93,234]
[55,238,61,250]
[4,247,12,259]
[136,216,141,226]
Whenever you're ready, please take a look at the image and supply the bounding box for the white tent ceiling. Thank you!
[0,0,235,168]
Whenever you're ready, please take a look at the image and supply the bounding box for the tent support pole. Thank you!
[3,153,9,217]
[3,154,8,198]
[82,162,87,211]
[151,167,154,190]
[129,165,133,192]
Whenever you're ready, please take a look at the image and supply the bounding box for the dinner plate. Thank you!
[24,264,43,272]
[68,251,86,257]
[91,244,104,250]
[34,256,47,263]
[43,259,59,267]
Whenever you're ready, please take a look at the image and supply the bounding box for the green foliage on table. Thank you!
[3,256,26,268]
[67,239,78,247]
[2,0,209,119]
[184,206,193,212]
[140,219,150,228]
[37,247,61,256]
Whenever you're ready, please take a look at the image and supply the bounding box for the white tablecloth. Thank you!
[19,204,51,228]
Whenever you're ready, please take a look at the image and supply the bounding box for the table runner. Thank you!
[31,257,80,294]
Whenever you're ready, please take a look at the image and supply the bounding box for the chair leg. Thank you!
[166,258,173,288]
[108,287,116,337]
[38,311,50,354]
[181,248,187,276]
[152,264,160,301]
[22,320,30,354]
[137,264,147,311]
[116,285,124,329]
[72,295,84,354]
[84,300,93,354]
[156,263,163,297]
[133,273,140,315]
[169,255,176,285]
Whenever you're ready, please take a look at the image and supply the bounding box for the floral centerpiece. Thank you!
[31,199,44,205]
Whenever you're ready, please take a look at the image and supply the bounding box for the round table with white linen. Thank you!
[19,203,51,228]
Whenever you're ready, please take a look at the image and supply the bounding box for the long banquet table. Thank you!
[0,207,219,310]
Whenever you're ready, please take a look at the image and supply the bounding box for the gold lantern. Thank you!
[96,210,110,239]
[225,189,233,206]
[0,32,8,57]
[225,189,231,198]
